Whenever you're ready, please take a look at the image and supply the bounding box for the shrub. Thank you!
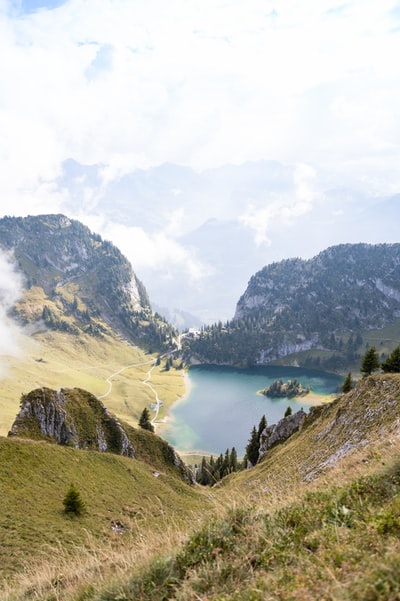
[63,483,86,516]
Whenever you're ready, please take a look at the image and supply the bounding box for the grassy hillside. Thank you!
[223,374,400,499]
[2,374,400,600]
[82,451,400,601]
[0,436,206,583]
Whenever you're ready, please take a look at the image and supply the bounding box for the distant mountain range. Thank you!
[0,214,176,350]
[2,215,400,373]
[58,159,400,323]
[185,243,400,371]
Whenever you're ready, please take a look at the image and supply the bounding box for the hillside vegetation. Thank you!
[1,374,400,600]
[0,435,206,582]
[0,214,176,350]
[185,243,400,372]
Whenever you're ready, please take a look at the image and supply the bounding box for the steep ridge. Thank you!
[226,373,400,496]
[185,243,400,370]
[9,387,135,456]
[8,386,192,481]
[0,214,176,350]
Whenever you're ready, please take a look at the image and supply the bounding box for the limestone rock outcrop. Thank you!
[9,387,135,457]
[258,408,307,460]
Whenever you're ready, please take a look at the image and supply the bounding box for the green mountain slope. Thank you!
[0,214,176,349]
[185,243,400,371]
[0,435,205,582]
[2,374,400,600]
[8,386,192,482]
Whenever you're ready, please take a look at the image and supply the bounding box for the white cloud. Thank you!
[238,163,317,245]
[0,0,399,320]
[0,0,399,219]
[0,251,24,374]
[77,215,213,284]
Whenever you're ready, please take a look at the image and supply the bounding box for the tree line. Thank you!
[343,344,400,392]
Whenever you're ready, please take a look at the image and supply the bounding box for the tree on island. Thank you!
[261,379,310,399]
[138,407,154,432]
[360,346,380,376]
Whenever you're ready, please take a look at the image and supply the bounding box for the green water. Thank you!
[163,364,342,456]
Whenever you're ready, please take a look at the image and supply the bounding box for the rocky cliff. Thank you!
[8,386,194,483]
[256,374,400,481]
[258,409,307,459]
[9,387,135,457]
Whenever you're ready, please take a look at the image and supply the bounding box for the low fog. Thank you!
[0,250,24,376]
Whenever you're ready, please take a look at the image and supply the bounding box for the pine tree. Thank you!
[222,448,230,477]
[381,345,400,373]
[257,414,267,438]
[245,426,260,467]
[342,371,353,393]
[198,456,210,485]
[63,484,85,516]
[138,407,154,432]
[230,447,238,472]
[284,406,292,417]
[360,346,380,376]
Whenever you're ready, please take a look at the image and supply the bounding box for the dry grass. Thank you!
[1,513,194,601]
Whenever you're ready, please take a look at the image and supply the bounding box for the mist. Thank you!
[0,250,24,375]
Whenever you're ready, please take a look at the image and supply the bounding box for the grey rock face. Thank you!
[9,387,134,458]
[258,409,307,460]
[10,388,78,446]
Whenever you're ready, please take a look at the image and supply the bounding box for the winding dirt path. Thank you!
[97,358,155,400]
[98,351,174,427]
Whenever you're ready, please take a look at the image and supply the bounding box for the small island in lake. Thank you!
[260,378,310,399]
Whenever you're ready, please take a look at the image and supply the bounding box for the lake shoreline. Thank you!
[156,370,191,436]
[159,364,342,456]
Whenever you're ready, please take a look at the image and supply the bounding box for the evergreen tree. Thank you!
[63,484,85,516]
[230,447,238,472]
[222,448,230,477]
[381,345,400,373]
[245,425,260,467]
[198,456,210,485]
[257,414,267,438]
[284,406,292,417]
[138,407,154,432]
[342,371,353,393]
[360,346,380,376]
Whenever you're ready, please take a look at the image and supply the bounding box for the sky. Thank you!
[1,0,400,323]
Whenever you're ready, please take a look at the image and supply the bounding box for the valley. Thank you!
[1,215,400,600]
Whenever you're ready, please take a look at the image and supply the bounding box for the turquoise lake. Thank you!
[163,365,342,456]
